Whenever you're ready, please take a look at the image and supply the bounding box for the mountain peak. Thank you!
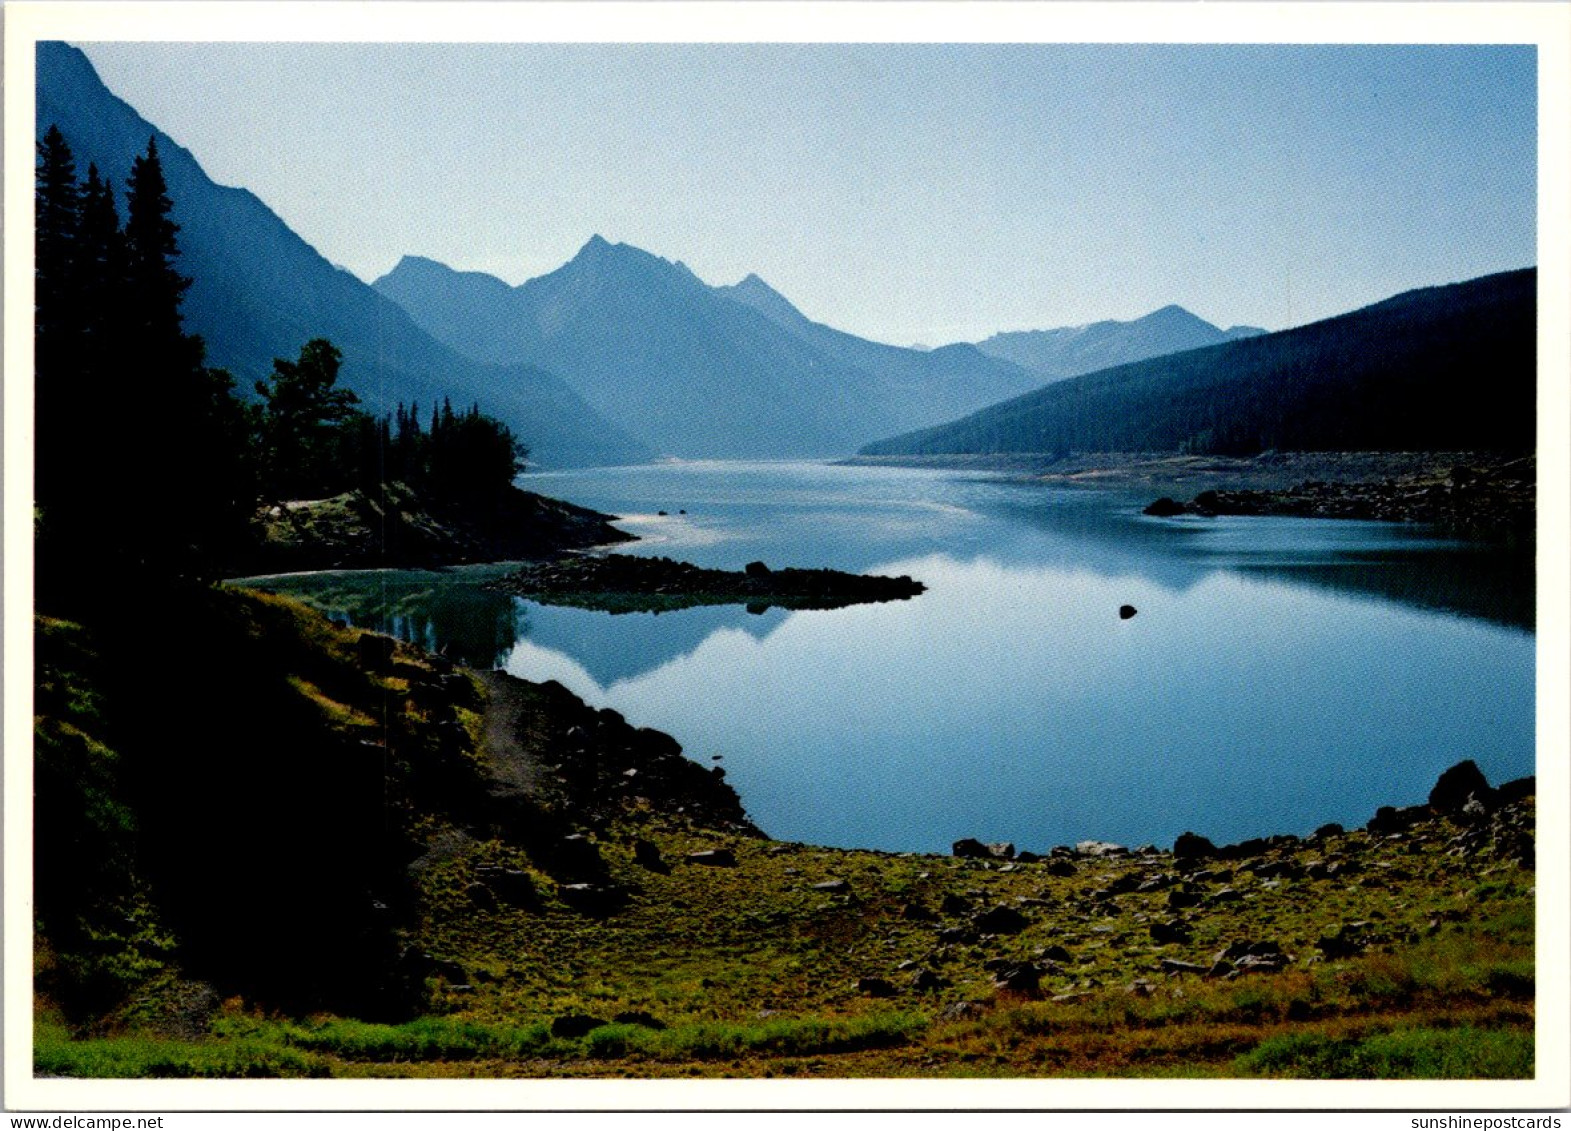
[716,271,812,331]
[1141,303,1208,328]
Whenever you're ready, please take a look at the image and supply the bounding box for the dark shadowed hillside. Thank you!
[37,42,650,468]
[862,269,1535,458]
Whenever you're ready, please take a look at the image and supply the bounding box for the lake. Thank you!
[247,461,1535,854]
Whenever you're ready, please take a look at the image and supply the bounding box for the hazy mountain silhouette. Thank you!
[37,42,650,468]
[975,305,1266,380]
[713,273,1046,428]
[375,243,1043,458]
[862,269,1535,458]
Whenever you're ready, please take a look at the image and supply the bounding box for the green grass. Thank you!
[1235,1026,1534,1079]
[37,1010,928,1077]
[33,1018,329,1079]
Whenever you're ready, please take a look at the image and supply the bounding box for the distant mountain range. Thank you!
[861,269,1536,459]
[373,243,1044,459]
[36,42,651,468]
[44,41,1530,471]
[974,306,1266,380]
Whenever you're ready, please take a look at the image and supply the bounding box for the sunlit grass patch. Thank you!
[262,1015,561,1062]
[639,1011,926,1060]
[1235,1025,1533,1079]
[34,1018,329,1079]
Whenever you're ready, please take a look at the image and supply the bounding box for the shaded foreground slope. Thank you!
[35,591,1534,1079]
[862,269,1535,458]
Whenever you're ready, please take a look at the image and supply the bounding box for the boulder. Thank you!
[1233,953,1289,974]
[1159,959,1209,976]
[356,632,397,672]
[1076,840,1127,858]
[612,1010,666,1030]
[939,1001,989,1023]
[856,977,897,998]
[811,879,851,893]
[992,963,1043,993]
[1497,776,1536,803]
[1366,805,1427,835]
[939,893,973,916]
[685,848,737,867]
[1312,822,1346,840]
[552,834,604,875]
[1143,497,1187,517]
[1173,831,1217,861]
[1429,759,1495,813]
[1316,924,1368,959]
[557,882,625,915]
[1149,920,1192,945]
[632,839,668,873]
[464,882,498,912]
[1217,940,1282,962]
[952,838,1014,860]
[1217,837,1269,861]
[1106,872,1144,895]
[1167,889,1203,911]
[973,905,1030,934]
[551,1014,608,1038]
[476,867,536,907]
[910,969,949,993]
[1039,944,1074,964]
[1045,860,1078,877]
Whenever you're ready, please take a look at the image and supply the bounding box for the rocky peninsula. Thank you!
[1142,456,1534,540]
[488,553,926,613]
[237,481,635,574]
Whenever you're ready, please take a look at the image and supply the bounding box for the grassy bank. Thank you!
[33,592,1535,1079]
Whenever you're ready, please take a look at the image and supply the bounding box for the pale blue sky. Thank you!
[79,42,1536,345]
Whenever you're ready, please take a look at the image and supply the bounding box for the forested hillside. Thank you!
[862,269,1535,458]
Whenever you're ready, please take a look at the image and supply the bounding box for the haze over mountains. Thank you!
[37,42,650,468]
[974,306,1265,380]
[40,41,1536,471]
[372,244,1044,459]
[862,269,1537,459]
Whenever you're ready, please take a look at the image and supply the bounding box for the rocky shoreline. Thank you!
[487,553,927,613]
[237,481,635,575]
[1142,456,1534,540]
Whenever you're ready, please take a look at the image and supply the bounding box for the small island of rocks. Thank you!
[488,554,926,614]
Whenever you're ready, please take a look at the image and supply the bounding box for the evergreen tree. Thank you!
[123,136,196,368]
[34,125,80,365]
[74,165,129,370]
[254,338,360,499]
[34,126,83,524]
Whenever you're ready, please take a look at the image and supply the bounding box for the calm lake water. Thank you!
[248,461,1535,853]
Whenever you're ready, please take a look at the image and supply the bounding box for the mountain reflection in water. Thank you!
[242,461,1533,853]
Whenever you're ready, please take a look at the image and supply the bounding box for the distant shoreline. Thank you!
[838,450,1529,491]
